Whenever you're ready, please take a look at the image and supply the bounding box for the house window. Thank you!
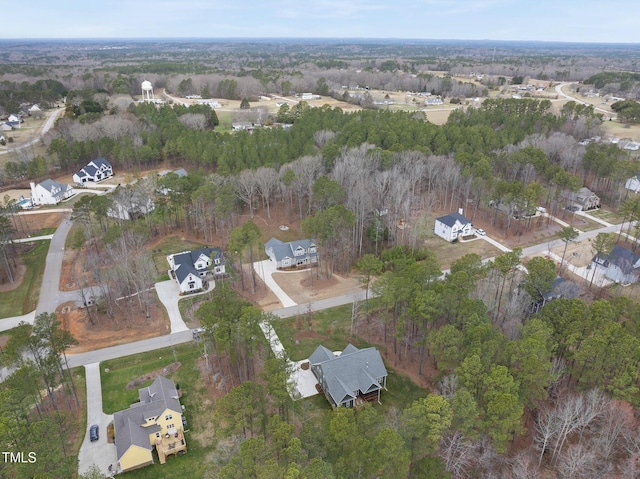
[167,423,175,429]
[188,282,195,289]
[156,432,160,438]
[165,414,173,421]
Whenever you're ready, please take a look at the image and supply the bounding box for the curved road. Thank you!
[0,107,65,156]
[555,82,614,119]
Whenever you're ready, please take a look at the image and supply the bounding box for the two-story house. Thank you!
[72,157,113,184]
[113,376,186,473]
[592,245,640,285]
[563,187,600,211]
[167,247,224,294]
[264,238,318,269]
[30,179,75,206]
[434,210,473,242]
[309,344,387,408]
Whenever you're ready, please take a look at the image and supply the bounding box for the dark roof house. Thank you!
[73,157,113,184]
[434,210,473,242]
[310,344,387,408]
[592,245,640,285]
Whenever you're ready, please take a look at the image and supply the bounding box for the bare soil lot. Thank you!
[58,298,169,353]
[272,270,362,305]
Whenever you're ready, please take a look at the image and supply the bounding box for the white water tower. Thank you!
[141,80,154,102]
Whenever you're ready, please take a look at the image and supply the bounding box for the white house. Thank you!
[625,174,640,193]
[592,245,640,285]
[167,247,225,293]
[434,210,473,242]
[30,179,75,206]
[107,188,155,221]
[72,157,113,184]
[265,238,318,269]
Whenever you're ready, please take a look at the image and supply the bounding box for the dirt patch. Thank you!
[58,300,170,353]
[0,335,8,351]
[271,270,362,305]
[0,262,26,292]
[126,362,181,389]
[12,211,67,236]
[356,315,434,390]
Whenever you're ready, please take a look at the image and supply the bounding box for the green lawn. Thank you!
[585,208,625,225]
[272,303,428,413]
[151,235,206,278]
[101,343,213,478]
[72,367,87,459]
[272,304,357,361]
[0,240,49,318]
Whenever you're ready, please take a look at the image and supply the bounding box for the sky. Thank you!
[1,0,638,43]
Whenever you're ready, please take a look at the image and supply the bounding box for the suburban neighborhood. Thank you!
[2,33,640,479]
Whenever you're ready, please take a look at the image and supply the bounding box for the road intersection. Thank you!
[0,204,635,475]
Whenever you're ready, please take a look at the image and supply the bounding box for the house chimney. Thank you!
[458,208,463,215]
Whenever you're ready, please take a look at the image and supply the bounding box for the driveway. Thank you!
[155,279,216,333]
[0,310,35,332]
[78,363,117,477]
[253,260,297,308]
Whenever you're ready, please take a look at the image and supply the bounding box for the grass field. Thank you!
[151,235,206,279]
[586,208,625,225]
[271,302,427,412]
[0,240,49,318]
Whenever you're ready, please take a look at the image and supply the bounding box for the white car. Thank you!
[475,228,486,236]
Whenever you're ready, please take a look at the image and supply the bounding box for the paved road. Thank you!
[36,217,73,316]
[555,83,614,118]
[0,107,65,156]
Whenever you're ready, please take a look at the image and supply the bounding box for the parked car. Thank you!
[182,416,188,429]
[89,424,99,442]
[536,206,546,214]
[475,228,486,236]
[566,205,580,212]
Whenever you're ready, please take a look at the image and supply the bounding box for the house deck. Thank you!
[156,433,187,464]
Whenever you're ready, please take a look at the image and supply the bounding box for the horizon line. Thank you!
[0,37,639,46]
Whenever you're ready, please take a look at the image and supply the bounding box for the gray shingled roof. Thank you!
[311,344,387,407]
[76,158,111,179]
[436,212,471,228]
[603,245,640,275]
[265,237,317,262]
[309,345,334,365]
[114,376,182,462]
[38,178,71,200]
[171,247,214,283]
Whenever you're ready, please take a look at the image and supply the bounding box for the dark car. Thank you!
[566,205,580,212]
[89,424,99,442]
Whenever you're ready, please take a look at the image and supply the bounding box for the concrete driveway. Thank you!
[78,363,117,476]
[253,260,297,308]
[155,279,216,333]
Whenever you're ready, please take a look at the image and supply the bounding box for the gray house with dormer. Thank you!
[592,245,640,285]
[265,237,318,269]
[30,179,75,206]
[309,344,387,408]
